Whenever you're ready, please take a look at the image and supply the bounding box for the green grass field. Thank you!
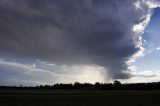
[0,90,160,106]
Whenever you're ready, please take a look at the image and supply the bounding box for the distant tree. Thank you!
[74,82,81,89]
[114,80,121,86]
[95,82,101,87]
[20,85,23,88]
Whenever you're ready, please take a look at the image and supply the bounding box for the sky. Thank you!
[0,0,160,86]
[134,8,160,71]
[128,7,160,83]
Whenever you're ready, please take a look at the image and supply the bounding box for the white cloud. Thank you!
[120,70,160,83]
[156,47,160,50]
[128,66,138,71]
[145,0,160,8]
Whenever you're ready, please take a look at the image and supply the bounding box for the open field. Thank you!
[0,90,160,106]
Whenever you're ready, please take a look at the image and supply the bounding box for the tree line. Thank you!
[1,81,160,90]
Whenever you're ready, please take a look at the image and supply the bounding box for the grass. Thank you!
[0,90,160,106]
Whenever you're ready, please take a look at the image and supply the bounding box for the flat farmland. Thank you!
[0,90,160,106]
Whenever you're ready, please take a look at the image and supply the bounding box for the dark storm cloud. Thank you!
[0,0,151,79]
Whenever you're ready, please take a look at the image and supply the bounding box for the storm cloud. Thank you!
[0,0,158,83]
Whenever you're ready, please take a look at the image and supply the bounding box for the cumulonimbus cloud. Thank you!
[0,0,159,81]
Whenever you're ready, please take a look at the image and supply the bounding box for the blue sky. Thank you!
[134,8,160,71]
